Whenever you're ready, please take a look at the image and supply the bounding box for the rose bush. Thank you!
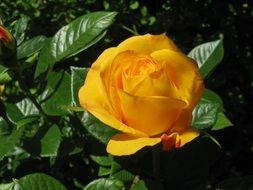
[79,34,204,156]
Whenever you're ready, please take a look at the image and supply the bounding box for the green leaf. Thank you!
[130,1,139,10]
[5,98,39,124]
[17,35,47,60]
[0,64,13,84]
[13,16,29,46]
[40,125,61,157]
[90,155,113,166]
[70,67,88,106]
[0,116,10,136]
[202,88,224,111]
[35,11,117,78]
[0,130,21,160]
[211,112,233,131]
[131,180,148,190]
[111,161,122,174]
[188,39,224,78]
[0,182,15,190]
[39,71,71,116]
[98,166,111,176]
[16,115,40,129]
[112,169,134,183]
[192,99,220,130]
[17,173,67,190]
[83,178,124,190]
[81,112,118,144]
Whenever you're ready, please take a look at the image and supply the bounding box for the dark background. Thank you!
[1,0,252,188]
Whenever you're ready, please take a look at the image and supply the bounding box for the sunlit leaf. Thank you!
[0,64,13,84]
[211,112,233,131]
[131,180,148,190]
[98,166,111,176]
[83,178,124,190]
[70,67,88,106]
[192,99,219,130]
[0,130,21,160]
[0,182,14,190]
[90,155,113,166]
[81,112,118,144]
[40,124,61,157]
[39,71,71,116]
[5,98,39,124]
[0,116,9,136]
[188,39,224,78]
[35,11,117,78]
[202,88,224,111]
[17,35,47,60]
[17,173,67,190]
[13,16,28,46]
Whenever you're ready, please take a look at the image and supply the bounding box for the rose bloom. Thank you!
[0,25,15,50]
[79,34,204,156]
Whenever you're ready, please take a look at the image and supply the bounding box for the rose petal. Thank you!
[117,34,179,55]
[151,49,204,106]
[107,133,161,156]
[171,109,192,133]
[123,67,178,98]
[179,127,200,146]
[151,49,204,131]
[79,69,146,136]
[118,90,186,136]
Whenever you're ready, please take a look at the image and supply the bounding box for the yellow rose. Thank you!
[79,34,204,156]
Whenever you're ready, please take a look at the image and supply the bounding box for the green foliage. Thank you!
[81,112,118,144]
[17,35,46,59]
[0,173,67,190]
[188,39,224,78]
[131,180,148,190]
[35,11,117,78]
[0,10,119,189]
[13,16,29,46]
[0,130,21,160]
[192,99,220,130]
[0,1,241,189]
[40,125,61,157]
[83,178,124,190]
[0,64,13,84]
[70,67,88,106]
[5,98,39,123]
[189,40,232,132]
[39,71,72,116]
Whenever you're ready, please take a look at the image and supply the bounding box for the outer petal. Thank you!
[118,90,186,136]
[107,133,161,156]
[90,47,117,73]
[151,49,204,105]
[151,49,204,131]
[79,67,146,137]
[179,127,200,146]
[117,34,179,55]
